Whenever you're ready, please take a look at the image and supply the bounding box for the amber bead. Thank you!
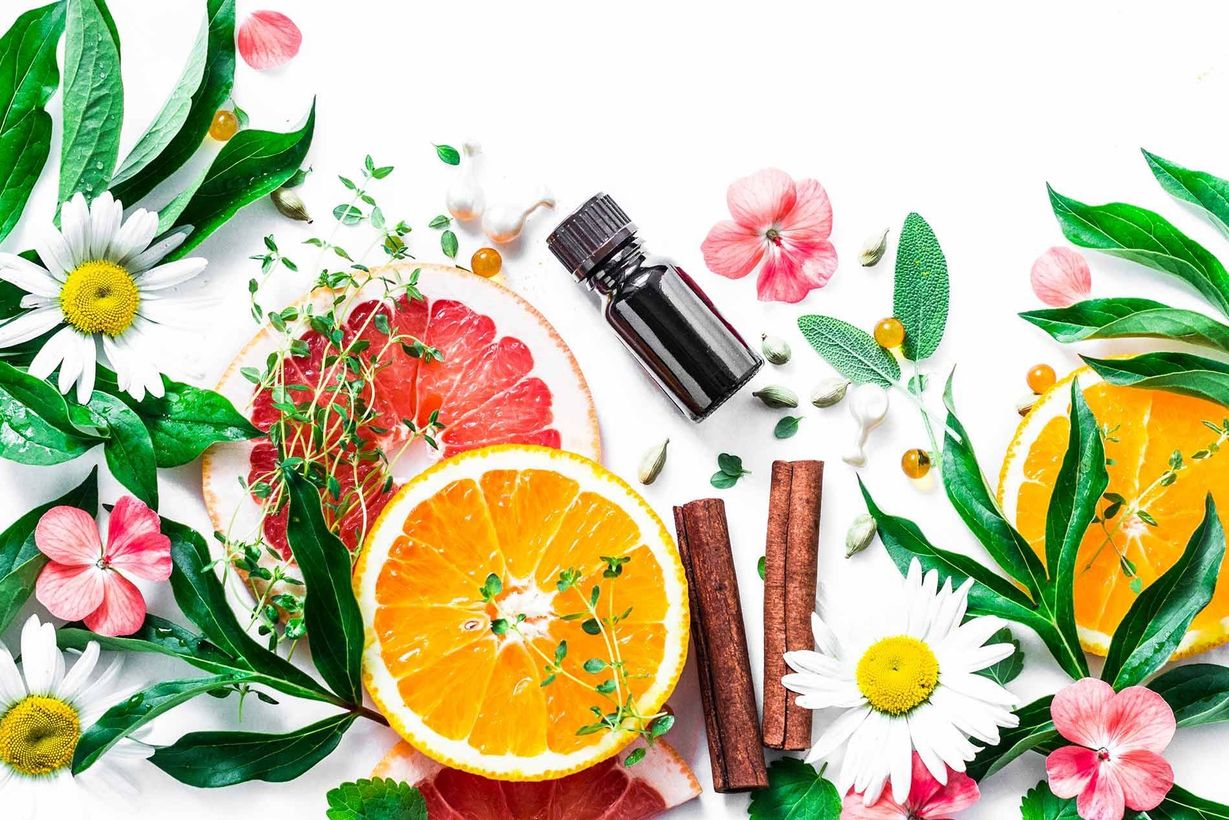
[209,109,239,141]
[873,317,905,349]
[1027,363,1057,394]
[471,247,502,278]
[901,448,931,479]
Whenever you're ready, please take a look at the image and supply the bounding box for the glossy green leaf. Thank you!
[1021,298,1229,354]
[1144,149,1229,237]
[88,392,158,508]
[1048,185,1229,317]
[1103,496,1224,688]
[151,712,356,787]
[284,470,364,703]
[966,696,1059,782]
[60,0,122,201]
[0,2,64,243]
[0,362,99,464]
[893,212,949,361]
[747,757,841,820]
[1020,780,1079,819]
[110,0,235,204]
[1142,784,1229,819]
[1083,351,1229,407]
[1148,663,1229,728]
[797,315,900,387]
[326,777,427,820]
[164,101,316,259]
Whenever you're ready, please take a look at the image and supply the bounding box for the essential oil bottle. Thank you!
[547,194,762,421]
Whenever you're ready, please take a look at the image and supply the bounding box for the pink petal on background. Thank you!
[726,168,796,230]
[106,496,161,554]
[1051,677,1113,747]
[1077,767,1126,820]
[1104,687,1176,754]
[918,771,980,817]
[1114,750,1173,810]
[237,10,302,71]
[84,572,146,637]
[779,179,833,239]
[700,220,764,279]
[1031,247,1091,307]
[34,506,102,566]
[840,794,909,820]
[756,241,837,303]
[108,532,172,582]
[35,562,106,621]
[1046,745,1099,799]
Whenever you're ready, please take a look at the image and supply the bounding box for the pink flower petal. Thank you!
[1078,765,1126,820]
[83,572,146,637]
[779,179,833,239]
[755,241,837,303]
[106,496,161,555]
[237,10,302,71]
[1031,247,1091,307]
[1104,686,1176,754]
[917,771,980,818]
[1046,745,1100,799]
[907,753,945,808]
[35,562,105,621]
[1051,677,1114,747]
[108,533,172,582]
[1114,750,1173,811]
[700,220,765,280]
[841,792,908,819]
[726,168,796,231]
[35,506,102,566]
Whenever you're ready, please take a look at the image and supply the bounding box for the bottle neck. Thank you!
[587,236,645,294]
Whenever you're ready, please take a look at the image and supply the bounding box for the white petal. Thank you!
[88,192,122,259]
[55,338,84,396]
[137,257,207,291]
[908,713,949,786]
[75,655,123,726]
[34,227,76,279]
[19,294,53,309]
[57,642,100,703]
[939,641,1016,676]
[0,646,25,704]
[19,615,61,695]
[0,254,60,296]
[783,649,844,678]
[126,230,188,273]
[0,307,62,348]
[810,611,844,658]
[886,716,913,804]
[26,326,76,381]
[60,193,91,265]
[946,615,1009,653]
[103,322,164,401]
[75,348,98,405]
[805,705,870,765]
[925,577,962,644]
[111,209,159,266]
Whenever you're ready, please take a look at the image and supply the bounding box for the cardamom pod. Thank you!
[1016,394,1037,417]
[859,229,889,267]
[638,438,669,485]
[760,333,791,366]
[752,385,799,409]
[810,378,850,408]
[845,513,877,558]
[271,187,313,223]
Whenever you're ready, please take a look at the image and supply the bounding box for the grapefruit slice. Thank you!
[202,263,600,589]
[372,739,701,819]
[354,445,689,781]
[999,367,1229,657]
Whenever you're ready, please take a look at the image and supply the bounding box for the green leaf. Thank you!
[88,392,158,508]
[1144,784,1229,819]
[326,777,427,820]
[966,696,1059,782]
[1020,779,1079,820]
[1148,663,1229,728]
[774,416,802,439]
[1083,351,1229,407]
[1021,298,1229,355]
[1143,149,1229,237]
[893,212,949,361]
[1048,185,1229,318]
[150,712,356,787]
[283,471,364,703]
[164,101,316,260]
[110,0,235,204]
[0,2,64,244]
[797,315,901,387]
[441,229,458,258]
[434,144,460,165]
[1103,496,1224,688]
[0,362,99,464]
[748,757,842,820]
[73,674,252,773]
[717,453,744,475]
[60,0,123,201]
[975,627,1023,685]
[0,467,96,632]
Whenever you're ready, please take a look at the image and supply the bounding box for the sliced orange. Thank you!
[998,368,1229,657]
[354,445,689,781]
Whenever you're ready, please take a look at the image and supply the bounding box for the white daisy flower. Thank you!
[783,558,1020,806]
[0,614,150,818]
[0,191,207,403]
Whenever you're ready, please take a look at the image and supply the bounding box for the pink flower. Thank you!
[1031,247,1091,307]
[34,497,172,637]
[842,754,980,819]
[1046,678,1175,820]
[701,168,838,303]
[237,10,302,71]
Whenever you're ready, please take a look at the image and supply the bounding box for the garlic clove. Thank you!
[842,384,889,467]
[446,142,485,222]
[482,187,556,244]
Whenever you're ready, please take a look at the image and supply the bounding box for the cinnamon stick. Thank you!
[673,498,768,793]
[762,460,824,750]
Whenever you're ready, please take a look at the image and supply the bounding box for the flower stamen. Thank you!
[0,695,81,776]
[856,635,939,716]
[59,260,139,337]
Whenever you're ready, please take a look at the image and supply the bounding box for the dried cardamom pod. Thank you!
[859,229,889,267]
[752,385,799,409]
[638,438,669,485]
[760,333,791,366]
[810,378,850,408]
[1016,394,1037,417]
[271,187,313,223]
[845,513,877,558]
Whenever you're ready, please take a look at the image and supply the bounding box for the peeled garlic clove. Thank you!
[483,186,556,244]
[638,438,669,485]
[760,333,791,365]
[1030,247,1091,307]
[752,385,799,409]
[811,378,850,408]
[446,142,485,222]
[845,513,877,558]
[842,384,889,467]
[860,229,889,267]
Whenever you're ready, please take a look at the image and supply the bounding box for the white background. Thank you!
[2,0,1229,816]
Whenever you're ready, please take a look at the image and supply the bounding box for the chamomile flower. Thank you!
[0,191,207,403]
[782,559,1020,806]
[0,614,149,818]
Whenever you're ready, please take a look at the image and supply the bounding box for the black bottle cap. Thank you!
[546,193,638,281]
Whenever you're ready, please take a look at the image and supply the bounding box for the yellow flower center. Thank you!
[59,260,139,336]
[856,635,939,716]
[0,695,81,776]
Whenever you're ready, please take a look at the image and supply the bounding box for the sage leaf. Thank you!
[797,315,901,387]
[326,777,427,820]
[1148,663,1229,728]
[0,2,64,244]
[1083,351,1229,407]
[974,627,1023,686]
[1021,297,1229,354]
[1020,780,1079,820]
[1102,495,1225,689]
[1048,185,1229,318]
[1146,785,1229,819]
[0,361,99,464]
[893,212,949,361]
[284,470,364,704]
[1143,149,1229,237]
[434,144,460,165]
[966,696,1059,782]
[747,757,841,820]
[60,0,123,202]
[88,392,158,508]
[110,0,235,204]
[150,712,356,787]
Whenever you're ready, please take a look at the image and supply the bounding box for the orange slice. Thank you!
[354,445,689,781]
[998,367,1229,657]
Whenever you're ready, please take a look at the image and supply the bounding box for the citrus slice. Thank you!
[999,367,1229,657]
[354,445,689,781]
[372,739,701,819]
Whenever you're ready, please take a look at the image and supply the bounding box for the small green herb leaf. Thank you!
[797,315,901,387]
[441,229,458,259]
[325,777,427,820]
[748,757,841,820]
[757,555,766,581]
[974,627,1023,686]
[434,144,460,165]
[774,416,802,439]
[1020,779,1079,820]
[893,212,949,361]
